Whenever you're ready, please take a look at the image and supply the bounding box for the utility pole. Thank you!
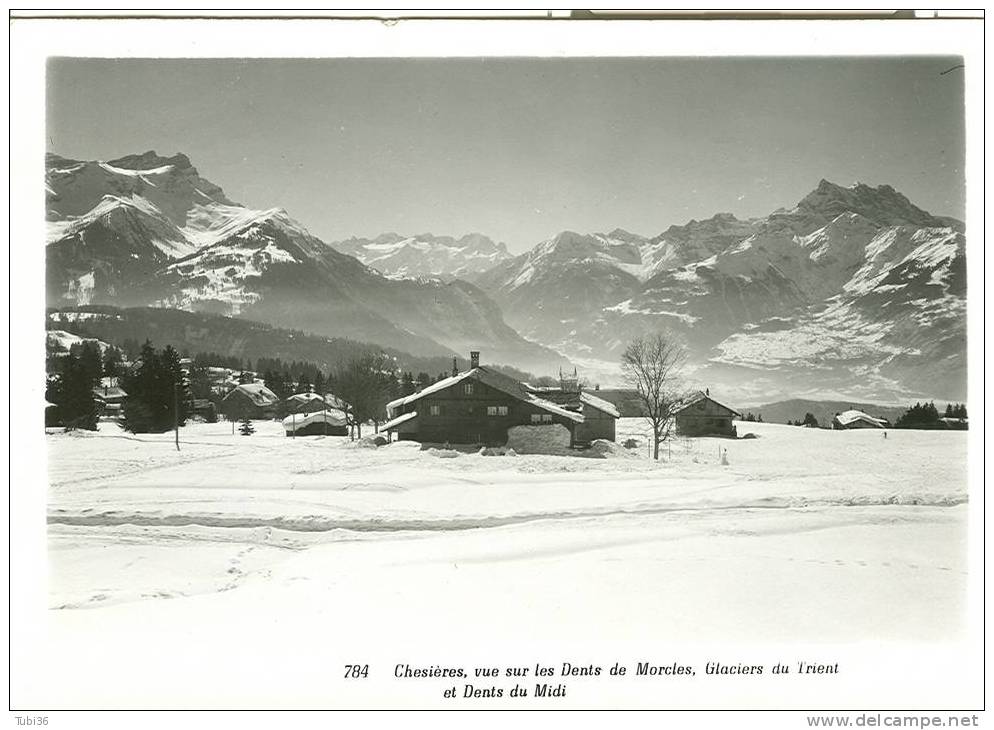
[173,381,180,451]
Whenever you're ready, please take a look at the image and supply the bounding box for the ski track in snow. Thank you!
[46,419,969,625]
[47,492,966,534]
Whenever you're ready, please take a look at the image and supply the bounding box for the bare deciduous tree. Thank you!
[333,353,395,440]
[621,333,686,460]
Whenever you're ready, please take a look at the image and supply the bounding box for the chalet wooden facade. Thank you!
[672,391,741,437]
[92,383,127,417]
[285,392,328,415]
[381,352,616,447]
[525,382,620,443]
[576,392,620,442]
[221,383,279,420]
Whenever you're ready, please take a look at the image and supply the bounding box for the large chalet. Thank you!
[381,352,619,447]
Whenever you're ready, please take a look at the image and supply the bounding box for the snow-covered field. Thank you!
[41,418,971,707]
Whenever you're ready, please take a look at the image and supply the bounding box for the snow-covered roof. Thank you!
[285,392,328,413]
[387,367,584,423]
[834,410,886,427]
[386,370,476,412]
[381,410,418,431]
[287,392,324,402]
[224,382,279,406]
[92,386,127,400]
[282,409,347,431]
[580,392,620,419]
[672,391,741,418]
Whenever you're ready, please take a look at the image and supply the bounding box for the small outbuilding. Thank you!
[92,384,127,417]
[576,391,620,443]
[282,409,349,437]
[672,391,741,437]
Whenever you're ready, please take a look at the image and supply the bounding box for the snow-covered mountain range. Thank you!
[45,150,967,401]
[45,152,563,372]
[330,232,511,280]
[470,181,966,402]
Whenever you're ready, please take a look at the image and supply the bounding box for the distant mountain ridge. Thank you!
[470,180,966,402]
[45,151,565,374]
[44,150,966,402]
[738,399,914,429]
[330,232,511,280]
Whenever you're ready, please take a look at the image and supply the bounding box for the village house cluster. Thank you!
[57,340,766,448]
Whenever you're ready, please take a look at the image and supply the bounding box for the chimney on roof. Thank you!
[452,357,458,377]
[470,351,480,369]
[706,388,710,397]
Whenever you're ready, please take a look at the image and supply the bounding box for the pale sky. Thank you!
[48,57,965,253]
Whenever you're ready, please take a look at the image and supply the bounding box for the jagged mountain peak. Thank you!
[792,179,951,230]
[105,150,193,171]
[655,211,747,240]
[46,149,238,227]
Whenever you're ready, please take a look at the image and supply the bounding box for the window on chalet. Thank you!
[429,404,440,417]
[487,405,510,417]
[498,406,508,416]
[464,383,474,395]
[530,414,542,424]
[541,414,553,423]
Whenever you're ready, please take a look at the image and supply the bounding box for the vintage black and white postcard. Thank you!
[9,12,985,721]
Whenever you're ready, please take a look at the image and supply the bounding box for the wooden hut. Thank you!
[576,392,620,443]
[672,391,741,437]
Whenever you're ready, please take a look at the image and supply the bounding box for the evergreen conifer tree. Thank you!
[54,352,100,430]
[121,341,188,433]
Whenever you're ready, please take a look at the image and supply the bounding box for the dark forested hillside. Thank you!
[46,306,539,380]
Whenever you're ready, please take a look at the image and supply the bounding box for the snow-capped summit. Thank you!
[46,149,237,229]
[330,232,511,280]
[788,179,959,231]
[471,179,966,401]
[100,150,192,171]
[45,150,563,375]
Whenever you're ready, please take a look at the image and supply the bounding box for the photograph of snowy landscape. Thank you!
[26,41,978,710]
